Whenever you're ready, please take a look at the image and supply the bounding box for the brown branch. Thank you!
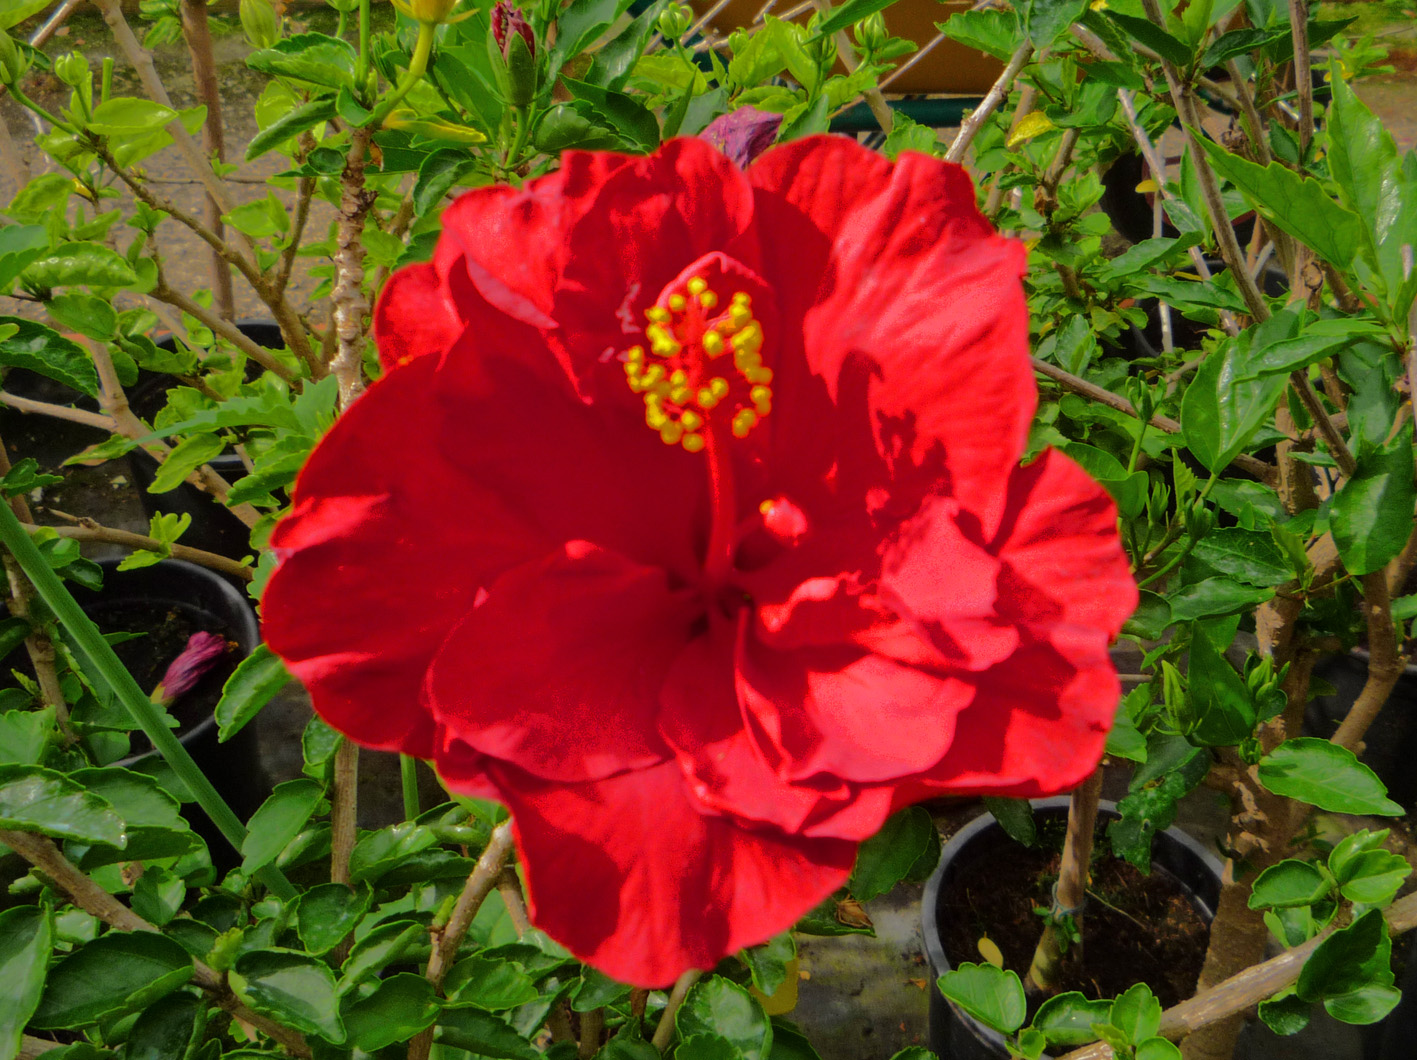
[496,867,530,937]
[1224,60,1272,166]
[330,128,376,407]
[1027,768,1103,992]
[1288,0,1314,159]
[577,1008,604,1060]
[1030,356,1277,483]
[945,42,1033,165]
[0,392,116,431]
[25,521,253,582]
[1062,889,1417,1060]
[329,739,359,886]
[651,970,703,1052]
[151,280,299,386]
[0,828,312,1058]
[179,0,234,321]
[1330,570,1408,750]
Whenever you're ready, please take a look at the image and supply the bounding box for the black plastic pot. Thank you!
[922,797,1223,1060]
[1128,258,1289,361]
[1306,649,1417,812]
[73,558,266,866]
[1101,152,1260,250]
[127,320,284,560]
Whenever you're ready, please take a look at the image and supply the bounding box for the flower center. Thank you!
[621,274,774,453]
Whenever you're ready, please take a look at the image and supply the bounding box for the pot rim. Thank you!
[921,795,1225,1057]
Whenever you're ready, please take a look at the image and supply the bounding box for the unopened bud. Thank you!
[489,2,536,107]
[393,0,462,25]
[853,12,888,54]
[491,1,534,58]
[54,52,90,89]
[240,0,283,50]
[153,631,228,703]
[0,30,31,87]
[657,2,692,40]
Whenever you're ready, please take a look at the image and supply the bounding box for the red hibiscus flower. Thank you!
[262,135,1137,987]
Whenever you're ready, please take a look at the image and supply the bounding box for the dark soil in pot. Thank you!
[924,798,1223,1059]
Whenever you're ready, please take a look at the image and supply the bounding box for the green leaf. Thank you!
[1196,139,1363,268]
[21,242,138,289]
[215,645,290,742]
[1135,1039,1182,1060]
[1188,528,1293,586]
[675,1035,740,1060]
[553,0,634,67]
[1,458,63,499]
[444,954,540,1010]
[938,9,1022,62]
[246,97,337,161]
[937,963,1026,1035]
[982,798,1036,847]
[348,821,438,883]
[245,34,359,91]
[813,0,902,38]
[561,76,659,151]
[1328,831,1411,906]
[0,763,124,845]
[742,933,795,998]
[1296,909,1398,1025]
[0,707,54,766]
[1183,622,1256,745]
[0,0,52,30]
[1123,591,1172,640]
[230,949,346,1043]
[677,977,772,1060]
[241,779,324,876]
[1329,423,1416,576]
[0,906,51,1060]
[124,993,199,1060]
[1168,578,1273,622]
[849,806,936,902]
[147,434,227,494]
[0,316,99,396]
[131,867,186,926]
[434,1008,539,1060]
[1258,739,1403,816]
[1110,983,1162,1045]
[1025,0,1090,48]
[598,1037,661,1060]
[412,148,478,217]
[793,895,874,937]
[31,932,193,1029]
[45,293,117,342]
[86,99,179,137]
[1033,992,1111,1047]
[293,883,370,955]
[1181,335,1289,474]
[339,920,428,989]
[1105,11,1193,66]
[1247,859,1331,909]
[342,973,440,1052]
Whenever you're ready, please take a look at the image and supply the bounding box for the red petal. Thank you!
[426,543,695,782]
[264,356,538,756]
[749,135,1033,535]
[490,758,854,987]
[372,261,463,369]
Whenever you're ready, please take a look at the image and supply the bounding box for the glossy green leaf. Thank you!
[0,458,63,499]
[1024,0,1090,48]
[0,763,124,845]
[1181,340,1287,474]
[0,317,99,396]
[597,1038,661,1060]
[131,866,186,926]
[553,0,634,67]
[1196,139,1363,268]
[849,806,937,902]
[245,34,359,90]
[1135,1039,1182,1060]
[938,9,1021,61]
[215,645,290,742]
[412,149,479,217]
[742,933,796,997]
[1329,423,1416,576]
[1296,909,1398,1025]
[677,977,772,1060]
[339,919,428,989]
[1247,859,1331,909]
[675,1036,740,1060]
[342,973,440,1052]
[1258,739,1402,816]
[245,97,337,161]
[983,798,1036,847]
[348,821,438,883]
[0,708,53,766]
[125,993,200,1060]
[147,434,227,494]
[1105,11,1192,65]
[936,963,1026,1035]
[20,242,138,290]
[1183,622,1256,746]
[242,779,324,876]
[0,906,51,1060]
[31,932,193,1029]
[1110,983,1162,1045]
[0,0,52,29]
[1188,528,1293,586]
[444,953,540,1010]
[293,883,370,955]
[45,293,117,342]
[1258,988,1311,1036]
[68,767,185,830]
[230,949,346,1043]
[1168,578,1273,623]
[1033,992,1111,1047]
[435,1007,539,1060]
[1123,591,1172,639]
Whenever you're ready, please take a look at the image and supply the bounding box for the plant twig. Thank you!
[651,970,703,1052]
[1026,768,1103,992]
[178,0,234,320]
[151,278,299,386]
[25,520,253,581]
[0,828,312,1058]
[578,1008,604,1060]
[1288,0,1314,159]
[1030,356,1276,483]
[810,0,891,133]
[330,128,376,407]
[497,867,531,937]
[329,739,359,885]
[945,42,1032,165]
[1330,570,1408,750]
[0,392,115,430]
[1060,889,1417,1059]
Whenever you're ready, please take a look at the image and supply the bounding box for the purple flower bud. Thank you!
[492,1,534,60]
[155,631,228,702]
[699,107,783,169]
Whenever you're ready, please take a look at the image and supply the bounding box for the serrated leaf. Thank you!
[0,763,124,845]
[230,949,345,1043]
[241,779,324,876]
[1247,859,1331,909]
[677,977,772,1060]
[21,242,138,289]
[293,883,370,955]
[342,973,440,1052]
[31,932,193,1029]
[937,963,1026,1035]
[216,645,290,742]
[0,316,99,396]
[1033,991,1111,1047]
[246,97,337,161]
[1329,423,1416,576]
[147,434,227,494]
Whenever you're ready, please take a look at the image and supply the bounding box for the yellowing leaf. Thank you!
[1008,111,1056,147]
[978,936,1005,967]
[750,957,800,1015]
[1134,178,1160,193]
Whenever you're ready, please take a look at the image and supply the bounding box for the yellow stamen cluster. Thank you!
[621,276,775,452]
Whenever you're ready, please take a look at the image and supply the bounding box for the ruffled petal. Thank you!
[427,543,695,782]
[264,355,539,756]
[748,135,1033,536]
[490,758,855,987]
[371,260,463,369]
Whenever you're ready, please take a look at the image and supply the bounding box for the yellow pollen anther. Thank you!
[755,397,772,416]
[645,306,670,323]
[728,305,752,328]
[668,294,686,311]
[646,407,669,430]
[697,387,719,408]
[732,291,751,306]
[750,386,772,407]
[682,433,705,453]
[626,345,645,362]
[759,499,775,515]
[669,369,688,387]
[699,290,719,309]
[670,386,691,403]
[687,277,708,296]
[642,364,665,386]
[710,377,729,397]
[731,409,758,438]
[702,330,724,356]
[660,422,684,445]
[746,366,773,385]
[680,410,703,432]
